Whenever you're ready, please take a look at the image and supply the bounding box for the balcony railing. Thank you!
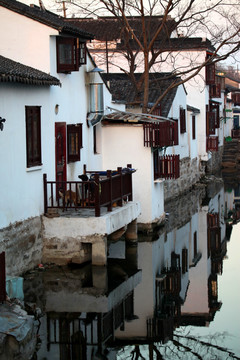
[206,136,218,152]
[43,165,134,217]
[231,129,240,139]
[143,122,177,148]
[154,154,180,180]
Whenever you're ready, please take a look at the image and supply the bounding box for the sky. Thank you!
[19,0,240,67]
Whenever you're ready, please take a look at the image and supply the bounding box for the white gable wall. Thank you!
[0,7,57,73]
[0,83,54,228]
[101,124,165,224]
[165,84,190,159]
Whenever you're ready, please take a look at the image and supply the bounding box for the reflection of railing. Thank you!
[102,292,134,342]
[43,165,134,217]
[206,136,218,151]
[231,129,240,139]
[0,252,6,302]
[147,316,174,343]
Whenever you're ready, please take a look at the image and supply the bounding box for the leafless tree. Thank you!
[53,0,240,113]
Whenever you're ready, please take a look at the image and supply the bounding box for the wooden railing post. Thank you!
[43,173,48,214]
[117,167,123,206]
[94,173,100,217]
[107,170,112,212]
[127,164,133,201]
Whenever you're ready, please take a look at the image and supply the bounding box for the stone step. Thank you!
[221,161,237,168]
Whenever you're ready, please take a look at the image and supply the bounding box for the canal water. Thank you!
[23,176,240,360]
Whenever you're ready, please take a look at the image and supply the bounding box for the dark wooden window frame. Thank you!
[193,231,197,258]
[67,123,83,163]
[232,93,240,106]
[180,107,186,134]
[192,115,196,140]
[206,52,215,85]
[182,248,188,274]
[173,120,179,145]
[56,37,86,73]
[25,106,42,168]
[93,126,97,154]
[210,101,220,129]
[210,83,221,98]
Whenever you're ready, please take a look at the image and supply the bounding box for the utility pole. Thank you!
[62,1,66,17]
[56,0,68,17]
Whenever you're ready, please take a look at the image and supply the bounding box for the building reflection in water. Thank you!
[24,179,237,359]
[24,243,141,359]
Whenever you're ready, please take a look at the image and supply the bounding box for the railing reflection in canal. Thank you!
[23,176,240,359]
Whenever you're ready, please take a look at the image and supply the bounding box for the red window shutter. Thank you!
[215,105,220,128]
[206,136,218,152]
[232,93,240,106]
[206,53,215,85]
[206,108,215,135]
[210,84,221,98]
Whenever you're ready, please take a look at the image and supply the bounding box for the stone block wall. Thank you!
[205,145,224,174]
[164,157,200,201]
[0,217,42,276]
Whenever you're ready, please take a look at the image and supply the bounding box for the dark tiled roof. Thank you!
[0,55,60,86]
[66,16,176,42]
[101,72,179,118]
[159,37,215,52]
[66,17,215,52]
[0,0,93,39]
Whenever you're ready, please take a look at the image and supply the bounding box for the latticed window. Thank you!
[67,123,82,162]
[56,37,86,73]
[206,53,215,85]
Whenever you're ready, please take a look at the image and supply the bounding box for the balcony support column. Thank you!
[125,219,138,243]
[92,236,107,266]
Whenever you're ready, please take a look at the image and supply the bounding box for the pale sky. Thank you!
[19,0,240,67]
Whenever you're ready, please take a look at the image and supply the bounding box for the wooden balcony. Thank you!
[43,166,134,217]
[143,121,177,148]
[154,154,180,180]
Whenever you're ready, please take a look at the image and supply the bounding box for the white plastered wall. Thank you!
[0,7,58,73]
[101,124,165,224]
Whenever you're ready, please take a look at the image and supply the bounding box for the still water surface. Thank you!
[24,178,240,359]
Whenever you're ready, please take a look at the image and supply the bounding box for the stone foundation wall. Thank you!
[205,145,224,174]
[164,157,200,201]
[0,217,42,276]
